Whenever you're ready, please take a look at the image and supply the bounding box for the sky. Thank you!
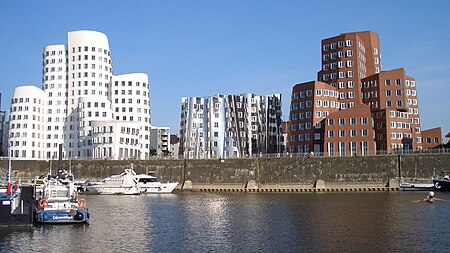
[0,0,449,136]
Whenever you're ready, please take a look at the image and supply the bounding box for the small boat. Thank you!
[85,169,140,195]
[399,178,435,191]
[432,172,450,191]
[134,174,178,194]
[0,181,34,226]
[34,172,89,224]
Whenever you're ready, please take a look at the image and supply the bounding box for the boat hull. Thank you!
[35,209,89,224]
[86,185,140,195]
[432,179,450,191]
[140,183,178,194]
[400,181,435,191]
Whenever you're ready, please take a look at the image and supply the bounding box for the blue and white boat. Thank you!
[34,172,89,224]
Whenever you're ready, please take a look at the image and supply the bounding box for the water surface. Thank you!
[1,191,449,252]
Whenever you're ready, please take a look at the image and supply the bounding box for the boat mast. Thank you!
[8,143,11,184]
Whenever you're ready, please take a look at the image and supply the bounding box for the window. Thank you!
[328,118,334,126]
[314,133,321,140]
[361,117,368,125]
[339,118,345,125]
[385,80,391,86]
[346,50,353,57]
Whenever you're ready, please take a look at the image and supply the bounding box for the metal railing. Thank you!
[1,148,449,161]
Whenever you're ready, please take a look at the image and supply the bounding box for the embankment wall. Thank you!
[1,154,448,189]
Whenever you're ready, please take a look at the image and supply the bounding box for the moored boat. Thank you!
[85,169,140,195]
[432,172,450,191]
[399,178,435,191]
[34,172,89,224]
[134,174,178,194]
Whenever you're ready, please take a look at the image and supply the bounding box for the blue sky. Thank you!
[1,0,449,136]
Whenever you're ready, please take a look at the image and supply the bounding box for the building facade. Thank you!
[288,31,425,156]
[180,93,282,159]
[421,127,443,150]
[150,126,170,157]
[7,30,154,160]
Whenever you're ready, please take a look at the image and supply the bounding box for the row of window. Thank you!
[43,58,66,65]
[71,63,111,72]
[70,54,111,64]
[327,129,370,138]
[114,107,149,114]
[11,97,43,105]
[328,117,369,126]
[322,60,355,70]
[113,98,149,106]
[114,81,148,88]
[322,40,353,52]
[9,131,43,139]
[322,71,355,81]
[45,50,65,57]
[71,46,110,56]
[70,72,110,80]
[11,106,42,113]
[113,89,148,96]
[323,50,355,61]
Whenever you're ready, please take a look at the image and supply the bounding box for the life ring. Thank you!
[78,198,87,208]
[39,198,49,208]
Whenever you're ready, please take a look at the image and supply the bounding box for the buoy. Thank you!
[78,198,87,208]
[39,198,49,208]
[7,183,11,196]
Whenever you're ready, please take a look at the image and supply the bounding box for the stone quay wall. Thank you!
[1,154,449,191]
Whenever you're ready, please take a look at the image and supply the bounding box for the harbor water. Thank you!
[1,191,450,252]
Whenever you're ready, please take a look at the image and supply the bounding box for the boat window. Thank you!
[139,178,158,183]
[51,189,68,198]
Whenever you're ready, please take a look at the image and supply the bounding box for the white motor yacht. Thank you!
[86,169,140,195]
[134,174,178,193]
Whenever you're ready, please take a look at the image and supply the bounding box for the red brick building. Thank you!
[323,104,375,156]
[421,127,443,149]
[362,68,421,151]
[288,31,428,156]
[289,81,339,153]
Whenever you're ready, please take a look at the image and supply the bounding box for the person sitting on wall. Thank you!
[413,191,449,203]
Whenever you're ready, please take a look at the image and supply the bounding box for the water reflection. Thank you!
[1,192,450,252]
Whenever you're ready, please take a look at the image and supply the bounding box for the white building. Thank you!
[179,93,282,159]
[150,126,170,157]
[7,30,154,160]
[9,86,47,159]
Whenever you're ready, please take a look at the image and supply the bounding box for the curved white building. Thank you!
[9,86,47,159]
[66,30,114,159]
[7,30,155,160]
[42,44,68,159]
